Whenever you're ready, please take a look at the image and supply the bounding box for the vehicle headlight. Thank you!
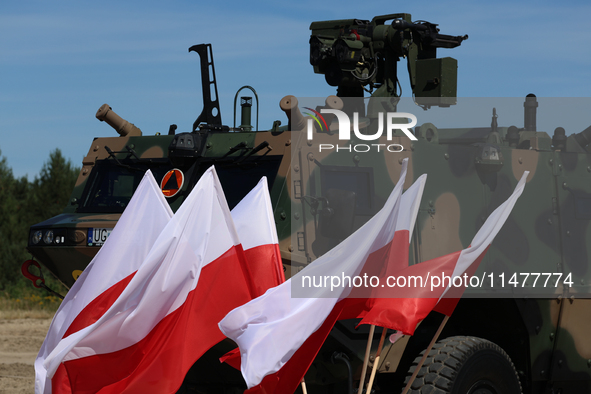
[32,231,43,244]
[43,230,54,244]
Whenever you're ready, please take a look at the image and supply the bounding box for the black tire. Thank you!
[403,336,522,394]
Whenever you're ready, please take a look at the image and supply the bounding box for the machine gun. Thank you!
[310,13,468,107]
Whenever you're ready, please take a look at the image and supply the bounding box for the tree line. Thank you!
[0,148,79,295]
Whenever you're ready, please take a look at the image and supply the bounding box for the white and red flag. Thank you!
[43,166,255,393]
[358,171,529,334]
[219,161,528,394]
[231,177,285,297]
[219,159,427,393]
[35,170,173,394]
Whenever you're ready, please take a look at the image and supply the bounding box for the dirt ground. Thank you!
[0,318,51,394]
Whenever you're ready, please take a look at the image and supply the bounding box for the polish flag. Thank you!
[358,171,529,334]
[219,159,426,393]
[219,176,286,370]
[35,170,173,394]
[219,162,528,394]
[231,177,285,297]
[43,166,254,394]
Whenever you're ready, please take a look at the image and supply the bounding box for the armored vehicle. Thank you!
[23,13,591,394]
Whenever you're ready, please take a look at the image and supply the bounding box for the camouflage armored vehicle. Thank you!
[23,13,591,394]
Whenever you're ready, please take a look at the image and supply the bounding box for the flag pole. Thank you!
[358,324,376,394]
[401,315,450,394]
[365,327,387,394]
[300,377,308,394]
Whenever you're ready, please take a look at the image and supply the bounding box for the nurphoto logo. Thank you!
[304,108,418,153]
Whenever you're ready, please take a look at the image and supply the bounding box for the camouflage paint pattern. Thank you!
[285,95,591,392]
[24,17,591,391]
[27,96,591,392]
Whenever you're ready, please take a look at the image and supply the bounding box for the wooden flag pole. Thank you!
[401,315,450,394]
[300,377,308,394]
[358,324,376,394]
[365,327,388,394]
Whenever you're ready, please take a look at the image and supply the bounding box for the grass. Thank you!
[0,308,57,319]
[1,276,65,320]
[0,293,61,319]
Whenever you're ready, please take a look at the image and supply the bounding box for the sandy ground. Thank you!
[0,318,51,394]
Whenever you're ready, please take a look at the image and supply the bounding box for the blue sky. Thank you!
[2,0,591,179]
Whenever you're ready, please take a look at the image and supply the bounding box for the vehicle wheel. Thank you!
[403,336,522,394]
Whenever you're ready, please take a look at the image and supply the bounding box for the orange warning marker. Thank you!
[161,169,184,198]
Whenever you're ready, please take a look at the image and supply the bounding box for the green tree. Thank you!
[0,150,31,289]
[0,149,79,293]
[29,149,80,222]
